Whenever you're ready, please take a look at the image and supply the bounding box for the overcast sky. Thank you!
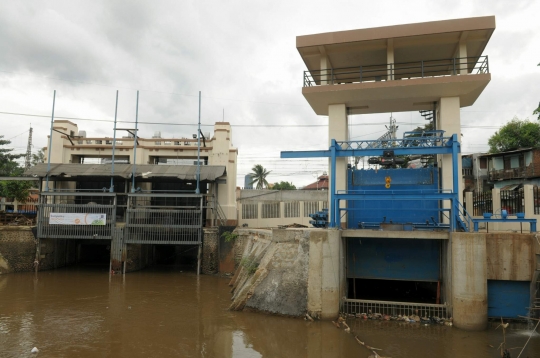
[1,0,539,187]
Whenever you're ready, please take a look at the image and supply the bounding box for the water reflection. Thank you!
[0,267,539,357]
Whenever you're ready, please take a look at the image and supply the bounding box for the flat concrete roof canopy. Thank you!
[297,16,495,115]
[25,163,226,182]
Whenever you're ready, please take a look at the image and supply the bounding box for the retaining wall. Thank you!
[229,228,342,318]
[0,227,36,273]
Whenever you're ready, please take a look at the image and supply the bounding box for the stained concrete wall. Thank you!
[0,227,36,273]
[202,228,218,274]
[125,244,152,272]
[229,228,342,319]
[486,233,534,281]
[307,229,343,319]
[451,232,487,331]
[38,238,78,271]
[229,229,311,316]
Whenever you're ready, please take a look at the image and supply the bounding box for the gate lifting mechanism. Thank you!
[281,130,467,231]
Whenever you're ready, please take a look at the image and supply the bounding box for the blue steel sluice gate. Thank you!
[282,128,536,317]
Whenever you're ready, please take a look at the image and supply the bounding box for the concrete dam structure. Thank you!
[3,16,539,334]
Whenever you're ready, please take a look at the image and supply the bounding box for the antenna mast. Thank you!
[25,125,33,169]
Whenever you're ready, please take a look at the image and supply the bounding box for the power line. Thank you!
[0,110,428,128]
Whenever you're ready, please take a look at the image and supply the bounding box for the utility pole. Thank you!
[25,125,33,170]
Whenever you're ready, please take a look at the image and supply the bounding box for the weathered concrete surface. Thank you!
[38,238,77,271]
[229,229,310,317]
[229,228,343,320]
[125,244,152,272]
[342,229,449,240]
[202,228,218,274]
[308,230,342,320]
[218,226,238,273]
[0,227,36,273]
[452,232,487,331]
[486,233,534,281]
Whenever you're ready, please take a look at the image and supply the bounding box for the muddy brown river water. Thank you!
[1,266,539,358]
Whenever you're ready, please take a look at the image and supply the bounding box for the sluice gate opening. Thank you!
[345,237,445,315]
[37,192,116,240]
[35,191,206,273]
[124,193,204,245]
[152,244,199,269]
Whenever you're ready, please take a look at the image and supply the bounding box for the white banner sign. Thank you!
[49,213,107,226]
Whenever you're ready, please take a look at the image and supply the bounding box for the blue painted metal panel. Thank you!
[488,280,530,318]
[348,168,440,228]
[347,238,440,281]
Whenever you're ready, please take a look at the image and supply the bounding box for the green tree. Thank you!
[272,181,296,190]
[32,148,45,165]
[0,180,33,202]
[534,103,540,120]
[487,117,540,153]
[0,135,24,176]
[250,164,271,189]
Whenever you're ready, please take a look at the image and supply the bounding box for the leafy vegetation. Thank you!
[250,164,271,189]
[221,231,238,243]
[0,136,24,176]
[32,149,45,165]
[272,181,296,190]
[487,117,540,153]
[240,257,259,274]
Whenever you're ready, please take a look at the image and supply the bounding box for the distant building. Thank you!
[42,119,238,222]
[302,174,328,190]
[244,174,254,189]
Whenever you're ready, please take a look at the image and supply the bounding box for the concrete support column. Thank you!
[465,191,473,215]
[257,202,263,228]
[320,54,330,85]
[492,187,501,231]
[458,36,468,75]
[451,232,487,330]
[328,104,348,227]
[524,184,534,217]
[437,97,462,222]
[308,230,341,319]
[387,39,394,80]
[238,202,243,226]
[300,201,305,218]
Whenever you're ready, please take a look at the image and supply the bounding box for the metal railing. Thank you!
[534,187,540,215]
[338,130,449,150]
[342,299,450,319]
[489,163,540,181]
[303,56,489,87]
[124,193,203,244]
[37,192,116,239]
[472,191,493,216]
[455,200,473,232]
[500,189,524,215]
[214,200,227,226]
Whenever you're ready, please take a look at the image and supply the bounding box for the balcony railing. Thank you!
[489,163,540,181]
[303,56,489,87]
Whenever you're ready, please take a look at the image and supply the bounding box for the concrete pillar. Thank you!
[328,104,348,227]
[320,54,329,85]
[492,187,501,231]
[437,97,462,222]
[465,191,473,216]
[524,184,534,217]
[257,202,262,228]
[451,232,487,330]
[308,230,341,319]
[321,230,341,318]
[387,39,394,80]
[458,35,468,75]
